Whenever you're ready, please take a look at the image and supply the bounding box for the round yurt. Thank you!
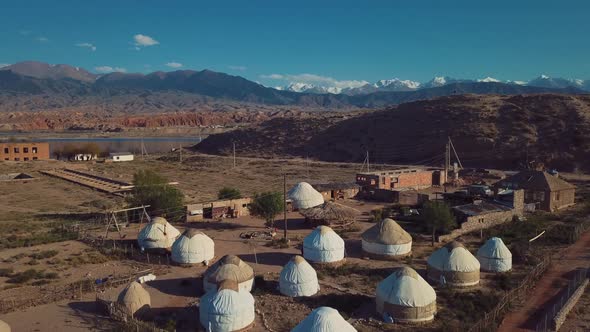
[376,267,437,323]
[288,182,324,210]
[137,217,181,252]
[200,280,255,332]
[171,229,214,266]
[361,218,412,259]
[303,226,345,265]
[427,241,480,287]
[117,281,151,319]
[203,255,255,293]
[279,255,320,297]
[292,306,357,332]
[300,201,359,228]
[477,237,512,272]
[0,320,10,332]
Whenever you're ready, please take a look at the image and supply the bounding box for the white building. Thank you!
[109,152,134,162]
[73,153,97,161]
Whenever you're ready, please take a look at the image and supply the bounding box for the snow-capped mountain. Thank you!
[477,77,501,83]
[527,75,585,90]
[282,82,343,94]
[374,78,421,90]
[421,76,473,89]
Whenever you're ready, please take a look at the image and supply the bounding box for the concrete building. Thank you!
[0,142,50,161]
[493,170,575,212]
[356,168,434,190]
[186,197,252,221]
[109,152,134,162]
[312,182,360,201]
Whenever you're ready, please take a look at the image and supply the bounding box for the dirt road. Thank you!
[497,229,590,332]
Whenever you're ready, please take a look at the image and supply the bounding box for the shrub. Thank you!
[29,250,59,260]
[0,268,14,277]
[217,187,242,200]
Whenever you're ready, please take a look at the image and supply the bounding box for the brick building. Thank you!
[0,142,50,161]
[356,168,434,190]
[186,197,252,221]
[493,170,575,212]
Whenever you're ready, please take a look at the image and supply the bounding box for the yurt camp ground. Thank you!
[0,155,589,331]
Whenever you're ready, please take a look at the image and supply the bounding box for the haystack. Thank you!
[361,218,412,259]
[137,217,181,252]
[300,201,359,227]
[203,255,255,293]
[477,237,512,272]
[427,241,480,287]
[117,281,151,318]
[171,229,214,266]
[292,306,357,332]
[279,255,320,297]
[376,267,436,323]
[302,226,345,265]
[199,280,255,331]
[288,182,324,210]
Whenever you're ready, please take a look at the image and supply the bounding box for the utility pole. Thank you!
[366,150,370,172]
[444,141,450,184]
[233,142,236,168]
[283,173,288,239]
[179,143,182,163]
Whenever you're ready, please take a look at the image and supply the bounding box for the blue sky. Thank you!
[1,0,590,88]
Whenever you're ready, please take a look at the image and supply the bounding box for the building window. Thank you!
[33,157,38,160]
[24,157,29,161]
[4,158,8,161]
[32,147,38,154]
[14,147,19,153]
[556,191,560,201]
[382,177,386,184]
[3,148,7,154]
[23,147,29,153]
[14,158,19,161]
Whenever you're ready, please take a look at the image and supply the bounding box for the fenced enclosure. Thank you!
[535,267,589,332]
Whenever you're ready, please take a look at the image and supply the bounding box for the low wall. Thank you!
[439,210,516,243]
[553,279,589,331]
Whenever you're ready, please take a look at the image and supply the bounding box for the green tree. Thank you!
[249,192,284,227]
[127,169,184,222]
[421,201,457,246]
[218,187,242,200]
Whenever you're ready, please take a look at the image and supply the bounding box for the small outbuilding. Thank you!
[361,218,412,259]
[0,320,10,332]
[117,281,151,319]
[427,241,480,287]
[171,229,214,266]
[376,266,437,324]
[292,306,357,332]
[109,152,134,162]
[279,255,320,297]
[199,280,255,332]
[137,217,181,252]
[477,237,512,272]
[204,255,255,293]
[303,226,345,265]
[299,201,359,228]
[288,182,325,210]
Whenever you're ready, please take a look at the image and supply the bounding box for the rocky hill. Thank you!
[196,94,590,172]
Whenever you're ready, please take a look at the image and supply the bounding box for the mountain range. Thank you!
[0,61,587,111]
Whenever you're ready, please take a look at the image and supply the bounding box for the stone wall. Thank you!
[553,279,588,331]
[438,209,518,243]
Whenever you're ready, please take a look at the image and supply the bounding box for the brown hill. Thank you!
[196,94,590,171]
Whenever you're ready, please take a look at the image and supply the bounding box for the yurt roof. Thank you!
[288,182,324,209]
[303,226,345,249]
[0,320,10,332]
[218,279,240,292]
[117,281,150,313]
[293,306,356,332]
[428,241,479,272]
[281,256,317,282]
[300,201,359,222]
[182,228,206,238]
[293,255,306,265]
[377,267,436,307]
[361,218,412,245]
[151,216,168,225]
[206,255,254,283]
[477,237,512,259]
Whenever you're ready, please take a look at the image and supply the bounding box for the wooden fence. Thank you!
[466,256,552,332]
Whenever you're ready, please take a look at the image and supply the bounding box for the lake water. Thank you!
[44,137,203,154]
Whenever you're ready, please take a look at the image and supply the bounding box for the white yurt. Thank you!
[279,255,320,297]
[288,182,324,210]
[303,226,345,265]
[427,241,480,287]
[0,320,10,332]
[203,255,255,293]
[361,218,412,259]
[200,280,255,332]
[171,229,214,266]
[477,237,512,272]
[376,267,437,323]
[292,306,357,332]
[117,281,151,318]
[137,217,181,252]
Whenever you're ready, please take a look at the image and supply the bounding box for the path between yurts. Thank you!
[497,229,590,332]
